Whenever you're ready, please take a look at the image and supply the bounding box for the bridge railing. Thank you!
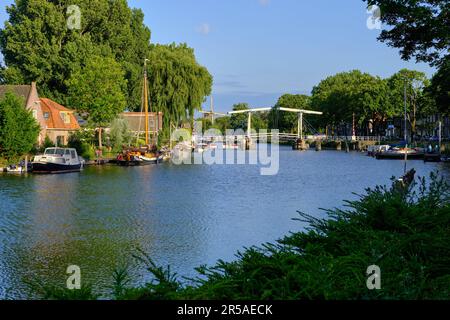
[249,133,381,142]
[197,133,381,142]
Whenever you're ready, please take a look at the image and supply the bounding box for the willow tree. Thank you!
[0,0,151,110]
[147,43,212,135]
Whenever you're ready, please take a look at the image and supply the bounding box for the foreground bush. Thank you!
[32,173,450,300]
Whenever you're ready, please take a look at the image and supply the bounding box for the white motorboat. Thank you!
[32,148,84,174]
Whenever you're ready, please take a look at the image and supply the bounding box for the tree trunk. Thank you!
[98,127,103,149]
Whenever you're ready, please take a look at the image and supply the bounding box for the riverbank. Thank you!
[30,171,450,300]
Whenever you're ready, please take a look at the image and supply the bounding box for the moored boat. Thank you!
[32,148,84,173]
[424,152,441,162]
[376,147,425,160]
[117,59,162,167]
[116,147,161,166]
[367,145,390,157]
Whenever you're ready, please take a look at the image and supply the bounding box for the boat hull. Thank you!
[376,152,424,160]
[32,162,82,174]
[116,158,160,166]
[424,153,441,162]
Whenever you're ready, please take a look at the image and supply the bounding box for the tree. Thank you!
[363,0,449,67]
[0,0,151,110]
[427,56,450,115]
[229,103,249,130]
[311,70,389,136]
[387,69,431,139]
[108,117,132,151]
[147,43,213,132]
[0,92,40,160]
[269,94,311,133]
[67,55,127,148]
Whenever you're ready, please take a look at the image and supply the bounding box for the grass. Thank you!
[29,172,450,300]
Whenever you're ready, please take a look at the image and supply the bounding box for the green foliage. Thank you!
[26,278,99,300]
[67,55,127,127]
[211,116,231,134]
[229,103,249,130]
[311,70,389,133]
[387,69,433,137]
[0,0,151,110]
[0,92,40,159]
[43,136,55,149]
[269,94,311,133]
[67,130,95,160]
[363,0,449,67]
[148,43,213,128]
[108,117,132,151]
[427,57,450,115]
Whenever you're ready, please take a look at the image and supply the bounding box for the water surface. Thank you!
[0,146,448,299]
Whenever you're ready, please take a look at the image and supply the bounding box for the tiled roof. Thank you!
[40,98,80,130]
[0,85,31,105]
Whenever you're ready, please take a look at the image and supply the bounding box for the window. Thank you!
[71,150,76,159]
[32,110,38,119]
[60,112,70,124]
[44,112,50,120]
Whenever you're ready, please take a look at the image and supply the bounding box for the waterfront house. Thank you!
[40,98,81,146]
[0,82,47,145]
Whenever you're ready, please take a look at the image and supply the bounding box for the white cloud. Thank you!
[196,23,211,35]
[258,0,271,6]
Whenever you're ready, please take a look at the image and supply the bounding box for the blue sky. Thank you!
[1,0,436,112]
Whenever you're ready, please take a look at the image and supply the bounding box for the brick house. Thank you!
[0,82,47,145]
[40,98,80,146]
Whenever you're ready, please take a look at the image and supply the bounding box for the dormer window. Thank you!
[60,112,70,124]
[44,112,50,120]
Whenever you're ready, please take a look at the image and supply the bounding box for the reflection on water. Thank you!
[0,146,448,299]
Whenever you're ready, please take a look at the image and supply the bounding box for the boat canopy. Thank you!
[44,148,66,156]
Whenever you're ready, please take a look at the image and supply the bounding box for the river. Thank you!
[0,145,448,299]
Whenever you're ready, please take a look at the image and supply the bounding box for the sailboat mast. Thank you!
[211,96,214,125]
[403,78,408,174]
[144,59,149,146]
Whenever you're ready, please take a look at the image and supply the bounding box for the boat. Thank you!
[117,59,161,167]
[5,165,25,174]
[424,122,443,163]
[194,143,208,153]
[424,152,441,162]
[367,145,390,157]
[116,147,162,166]
[376,147,425,160]
[32,148,84,174]
[3,159,32,174]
